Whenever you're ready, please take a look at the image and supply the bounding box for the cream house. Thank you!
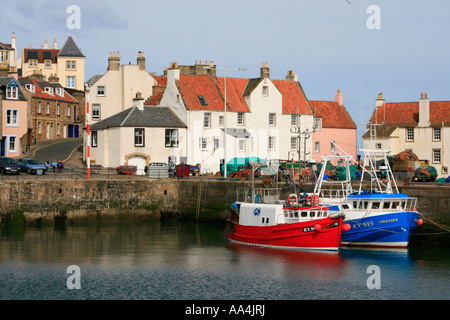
[89,93,187,173]
[21,36,85,91]
[85,51,156,122]
[363,92,450,178]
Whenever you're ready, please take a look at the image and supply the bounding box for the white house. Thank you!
[90,92,187,173]
[151,61,315,175]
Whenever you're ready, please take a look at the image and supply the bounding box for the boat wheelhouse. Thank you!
[314,144,423,249]
[226,164,348,252]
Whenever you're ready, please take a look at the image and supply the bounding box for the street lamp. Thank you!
[216,67,246,179]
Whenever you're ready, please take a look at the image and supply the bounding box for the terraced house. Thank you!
[144,61,357,174]
[0,75,28,157]
[19,76,82,143]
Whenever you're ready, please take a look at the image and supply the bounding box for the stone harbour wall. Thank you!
[0,179,449,246]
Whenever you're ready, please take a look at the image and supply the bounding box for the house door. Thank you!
[128,155,146,175]
[0,137,5,156]
[68,125,74,138]
[74,125,79,138]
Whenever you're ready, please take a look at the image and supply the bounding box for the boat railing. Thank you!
[236,187,282,204]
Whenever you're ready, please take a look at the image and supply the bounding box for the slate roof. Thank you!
[309,100,356,129]
[0,77,27,100]
[23,48,59,63]
[0,42,13,50]
[91,106,187,130]
[58,36,85,57]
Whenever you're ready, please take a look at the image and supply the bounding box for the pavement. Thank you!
[21,138,84,168]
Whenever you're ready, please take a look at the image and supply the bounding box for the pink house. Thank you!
[310,90,357,165]
[0,75,28,157]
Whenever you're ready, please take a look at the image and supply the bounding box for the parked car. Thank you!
[16,158,47,174]
[0,157,22,175]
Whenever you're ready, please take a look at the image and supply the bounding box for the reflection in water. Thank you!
[0,222,449,300]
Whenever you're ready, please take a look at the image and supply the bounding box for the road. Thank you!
[29,138,82,166]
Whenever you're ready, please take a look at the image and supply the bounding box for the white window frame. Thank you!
[406,128,414,142]
[433,128,441,141]
[238,139,245,152]
[165,129,179,147]
[262,85,268,97]
[44,60,52,68]
[269,113,276,126]
[5,109,19,126]
[67,76,75,88]
[134,128,145,147]
[290,137,297,150]
[7,136,17,154]
[268,136,276,151]
[314,118,321,131]
[432,149,441,164]
[203,112,211,128]
[314,141,320,153]
[237,112,244,126]
[46,102,50,115]
[291,114,297,127]
[91,131,98,147]
[199,137,208,150]
[97,86,106,96]
[92,104,101,120]
[6,86,18,99]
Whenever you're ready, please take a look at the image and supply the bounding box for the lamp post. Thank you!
[216,67,246,179]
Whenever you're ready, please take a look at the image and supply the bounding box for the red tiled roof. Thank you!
[29,79,78,103]
[176,75,226,111]
[153,76,167,87]
[309,100,356,129]
[144,90,164,106]
[272,80,311,114]
[215,77,250,112]
[372,101,450,125]
[23,48,59,63]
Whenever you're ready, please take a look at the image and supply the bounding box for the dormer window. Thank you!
[55,88,64,96]
[45,87,54,94]
[198,95,208,106]
[6,86,18,99]
[25,84,35,93]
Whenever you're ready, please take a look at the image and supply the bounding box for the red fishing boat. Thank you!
[226,192,349,251]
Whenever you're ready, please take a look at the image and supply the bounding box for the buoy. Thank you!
[417,218,423,226]
[343,224,351,232]
[315,223,322,231]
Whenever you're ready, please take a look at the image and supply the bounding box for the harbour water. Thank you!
[0,221,449,300]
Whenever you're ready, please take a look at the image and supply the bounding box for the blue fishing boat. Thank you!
[314,145,423,249]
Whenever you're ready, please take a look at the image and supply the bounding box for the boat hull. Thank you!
[226,217,344,251]
[341,211,420,249]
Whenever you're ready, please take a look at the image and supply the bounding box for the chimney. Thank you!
[137,51,146,71]
[418,92,430,127]
[52,39,59,49]
[375,92,385,109]
[285,70,298,81]
[335,90,343,106]
[7,66,18,80]
[48,73,59,83]
[133,92,144,110]
[167,62,180,83]
[107,51,120,71]
[43,39,50,49]
[10,32,16,68]
[260,62,270,79]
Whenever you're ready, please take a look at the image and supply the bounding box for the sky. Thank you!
[1,0,449,151]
